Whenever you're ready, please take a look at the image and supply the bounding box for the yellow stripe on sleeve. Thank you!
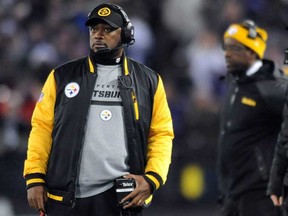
[145,174,160,190]
[26,178,45,186]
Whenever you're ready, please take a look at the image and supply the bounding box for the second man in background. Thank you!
[218,20,288,216]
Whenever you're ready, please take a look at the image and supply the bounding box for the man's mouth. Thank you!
[93,42,107,49]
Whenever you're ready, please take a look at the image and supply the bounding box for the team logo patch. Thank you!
[98,7,111,17]
[241,96,256,107]
[65,82,80,98]
[100,109,112,121]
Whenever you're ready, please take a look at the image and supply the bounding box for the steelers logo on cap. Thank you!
[98,7,111,17]
[65,82,80,98]
[100,109,112,121]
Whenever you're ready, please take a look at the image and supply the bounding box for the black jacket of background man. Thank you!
[218,59,288,200]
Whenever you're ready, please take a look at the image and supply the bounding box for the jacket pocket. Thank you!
[47,189,74,206]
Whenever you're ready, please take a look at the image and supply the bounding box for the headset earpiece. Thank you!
[242,20,258,39]
[284,48,288,64]
[109,4,135,46]
[122,20,135,46]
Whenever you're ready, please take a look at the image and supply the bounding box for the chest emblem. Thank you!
[241,97,256,107]
[100,109,112,121]
[65,82,80,98]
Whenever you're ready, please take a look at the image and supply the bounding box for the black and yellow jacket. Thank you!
[23,55,174,206]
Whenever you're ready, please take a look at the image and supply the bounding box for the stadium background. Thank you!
[0,0,287,215]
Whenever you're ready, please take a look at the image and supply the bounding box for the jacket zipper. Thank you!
[72,73,98,207]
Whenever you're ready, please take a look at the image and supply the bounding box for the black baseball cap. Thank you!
[85,3,124,28]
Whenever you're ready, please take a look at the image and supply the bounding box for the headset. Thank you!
[87,3,135,46]
[241,20,258,39]
[97,3,135,46]
[242,20,267,42]
[284,48,288,64]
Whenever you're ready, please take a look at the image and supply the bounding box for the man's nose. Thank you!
[224,49,232,58]
[94,29,105,38]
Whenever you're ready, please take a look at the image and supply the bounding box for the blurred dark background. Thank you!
[0,0,288,215]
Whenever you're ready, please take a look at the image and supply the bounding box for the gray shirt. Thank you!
[76,64,129,198]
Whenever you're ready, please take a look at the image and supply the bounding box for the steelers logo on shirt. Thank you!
[100,109,112,121]
[65,82,80,98]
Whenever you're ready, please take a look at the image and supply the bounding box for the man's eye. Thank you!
[222,45,246,52]
[90,27,97,33]
[104,28,112,32]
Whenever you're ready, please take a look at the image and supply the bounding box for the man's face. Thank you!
[89,22,122,53]
[223,37,254,74]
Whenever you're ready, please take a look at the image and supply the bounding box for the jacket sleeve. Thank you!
[144,75,174,192]
[23,70,56,189]
[267,99,288,196]
[261,77,288,115]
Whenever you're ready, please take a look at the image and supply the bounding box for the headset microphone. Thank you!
[96,43,129,54]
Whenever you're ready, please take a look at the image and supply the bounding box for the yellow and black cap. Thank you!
[85,3,124,28]
[224,20,268,59]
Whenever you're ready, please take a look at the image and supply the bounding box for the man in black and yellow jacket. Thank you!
[218,20,287,216]
[23,3,174,216]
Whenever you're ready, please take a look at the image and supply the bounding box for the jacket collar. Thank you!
[233,59,276,83]
[87,53,130,76]
[246,60,263,76]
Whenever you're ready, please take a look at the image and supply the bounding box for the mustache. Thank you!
[92,41,108,48]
